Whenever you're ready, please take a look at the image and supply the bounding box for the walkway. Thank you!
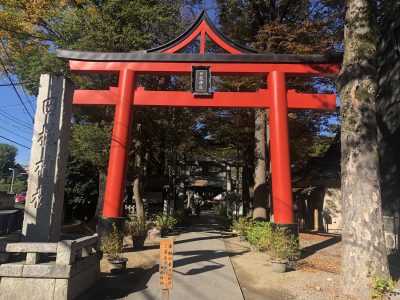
[127,211,244,300]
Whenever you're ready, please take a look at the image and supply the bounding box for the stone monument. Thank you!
[22,74,73,242]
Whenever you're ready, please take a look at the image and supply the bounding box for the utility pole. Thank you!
[8,168,15,194]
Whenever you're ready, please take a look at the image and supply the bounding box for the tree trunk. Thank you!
[94,168,107,218]
[133,151,144,219]
[253,108,269,220]
[338,1,389,298]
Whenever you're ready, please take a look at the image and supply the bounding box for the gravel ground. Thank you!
[223,231,342,300]
[223,231,400,300]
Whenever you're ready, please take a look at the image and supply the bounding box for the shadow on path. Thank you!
[87,210,246,299]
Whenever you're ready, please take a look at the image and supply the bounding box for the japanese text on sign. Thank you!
[160,239,174,290]
[191,66,211,96]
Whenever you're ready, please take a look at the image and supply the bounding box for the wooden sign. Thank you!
[160,239,174,290]
[191,66,212,96]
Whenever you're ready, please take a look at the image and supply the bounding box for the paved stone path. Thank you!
[127,211,244,300]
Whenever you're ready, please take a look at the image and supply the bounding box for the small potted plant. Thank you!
[154,214,177,237]
[125,216,148,249]
[269,227,300,273]
[101,224,127,272]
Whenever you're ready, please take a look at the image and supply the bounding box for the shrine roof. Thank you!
[56,11,342,64]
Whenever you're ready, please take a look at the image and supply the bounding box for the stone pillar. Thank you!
[22,74,73,242]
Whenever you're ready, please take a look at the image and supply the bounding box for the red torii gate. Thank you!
[57,11,340,227]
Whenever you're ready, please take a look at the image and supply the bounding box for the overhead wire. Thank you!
[0,81,34,87]
[0,135,30,149]
[0,99,35,108]
[0,124,32,142]
[0,110,33,129]
[0,40,36,114]
[0,117,33,133]
[0,58,34,121]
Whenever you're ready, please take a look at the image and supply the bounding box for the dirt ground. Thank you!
[223,231,343,300]
[84,236,167,300]
[223,231,400,300]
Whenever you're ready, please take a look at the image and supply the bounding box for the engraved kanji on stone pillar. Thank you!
[22,74,73,242]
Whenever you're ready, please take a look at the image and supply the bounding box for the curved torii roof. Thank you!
[56,11,342,64]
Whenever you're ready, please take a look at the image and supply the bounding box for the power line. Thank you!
[0,57,34,121]
[0,81,35,87]
[0,41,36,114]
[0,110,33,129]
[0,124,32,142]
[0,99,35,108]
[0,135,31,149]
[0,117,33,133]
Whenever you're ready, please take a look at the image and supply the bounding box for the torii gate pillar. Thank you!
[268,71,294,225]
[99,69,135,232]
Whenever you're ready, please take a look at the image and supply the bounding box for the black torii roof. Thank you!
[56,11,342,64]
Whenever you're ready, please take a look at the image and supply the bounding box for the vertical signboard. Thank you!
[191,66,212,96]
[160,238,174,294]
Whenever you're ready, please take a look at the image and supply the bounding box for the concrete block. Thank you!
[23,263,71,278]
[0,277,55,300]
[70,252,101,276]
[26,252,40,264]
[4,242,57,253]
[67,263,100,300]
[53,278,68,300]
[22,74,73,242]
[0,263,23,276]
[56,240,76,265]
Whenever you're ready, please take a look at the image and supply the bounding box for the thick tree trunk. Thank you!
[253,108,269,220]
[133,151,144,219]
[94,168,107,218]
[338,1,389,298]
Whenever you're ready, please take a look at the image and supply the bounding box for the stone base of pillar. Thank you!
[96,217,125,239]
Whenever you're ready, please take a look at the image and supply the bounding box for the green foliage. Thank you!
[269,227,300,261]
[101,223,124,262]
[246,221,274,251]
[69,123,112,170]
[367,261,398,299]
[233,217,254,240]
[125,216,149,237]
[0,143,17,179]
[244,222,300,261]
[0,178,10,193]
[12,175,27,195]
[153,214,177,231]
[64,155,98,221]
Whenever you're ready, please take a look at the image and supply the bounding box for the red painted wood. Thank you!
[102,69,135,218]
[69,60,340,77]
[162,21,244,54]
[164,23,203,53]
[268,71,294,224]
[73,88,336,110]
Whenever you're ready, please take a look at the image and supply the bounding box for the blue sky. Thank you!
[0,83,35,165]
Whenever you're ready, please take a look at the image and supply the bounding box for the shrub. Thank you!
[154,214,177,231]
[367,261,398,299]
[246,221,274,251]
[125,216,148,237]
[101,224,124,261]
[269,227,300,261]
[233,217,253,240]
